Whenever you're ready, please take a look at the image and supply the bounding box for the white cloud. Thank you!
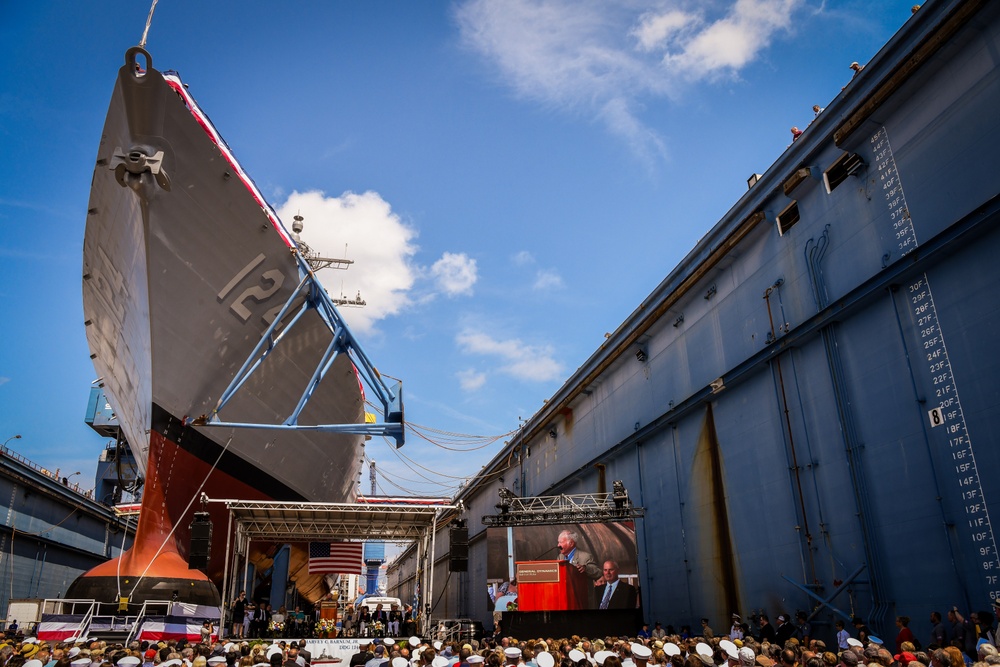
[533,269,564,291]
[510,252,563,291]
[512,250,535,266]
[0,377,9,387]
[456,329,564,382]
[660,0,799,77]
[632,10,698,52]
[455,0,801,158]
[277,190,417,334]
[431,252,478,296]
[456,368,488,391]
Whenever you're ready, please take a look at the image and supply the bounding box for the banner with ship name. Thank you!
[309,541,364,574]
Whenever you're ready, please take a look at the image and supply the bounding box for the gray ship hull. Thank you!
[78,50,365,601]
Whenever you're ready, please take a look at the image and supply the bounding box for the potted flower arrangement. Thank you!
[269,619,285,636]
[372,620,385,638]
[315,618,336,638]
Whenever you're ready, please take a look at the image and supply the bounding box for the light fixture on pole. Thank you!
[2,434,22,450]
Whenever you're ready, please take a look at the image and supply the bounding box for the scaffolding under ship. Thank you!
[74,47,403,607]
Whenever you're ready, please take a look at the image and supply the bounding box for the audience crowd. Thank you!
[3,601,999,667]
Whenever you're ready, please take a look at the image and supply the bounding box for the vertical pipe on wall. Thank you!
[765,283,816,586]
[805,226,890,635]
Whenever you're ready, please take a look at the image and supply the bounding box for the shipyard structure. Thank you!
[389,0,1000,644]
[0,438,135,627]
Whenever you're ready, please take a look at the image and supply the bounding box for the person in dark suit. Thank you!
[371,604,387,637]
[298,640,311,667]
[388,605,403,636]
[350,643,374,667]
[594,560,637,610]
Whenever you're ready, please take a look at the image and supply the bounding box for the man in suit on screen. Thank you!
[556,529,602,579]
[594,560,638,609]
[556,529,603,609]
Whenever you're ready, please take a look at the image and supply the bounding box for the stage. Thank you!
[499,609,642,639]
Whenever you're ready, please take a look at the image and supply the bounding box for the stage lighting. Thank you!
[497,487,515,514]
[612,480,630,510]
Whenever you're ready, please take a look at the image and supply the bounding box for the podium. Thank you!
[515,560,591,611]
[319,600,339,621]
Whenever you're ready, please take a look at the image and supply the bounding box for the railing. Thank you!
[125,600,174,645]
[433,619,481,643]
[42,598,179,642]
[43,599,102,615]
[77,602,97,641]
[0,446,93,498]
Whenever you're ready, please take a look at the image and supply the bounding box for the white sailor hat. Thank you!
[24,661,43,667]
[468,657,485,665]
[69,648,83,658]
[393,658,409,667]
[594,651,614,665]
[224,643,236,652]
[22,639,38,645]
[663,644,681,658]
[161,660,184,667]
[696,644,713,659]
[72,659,91,667]
[631,644,652,660]
[568,651,586,664]
[537,652,555,667]
[208,657,227,665]
[385,639,396,646]
[409,637,421,648]
[119,658,142,667]
[266,646,283,660]
[719,641,738,660]
[433,657,450,667]
[504,648,522,660]
[738,648,756,667]
[846,639,863,649]
[434,642,443,651]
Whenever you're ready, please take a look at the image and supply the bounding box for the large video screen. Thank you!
[486,522,640,613]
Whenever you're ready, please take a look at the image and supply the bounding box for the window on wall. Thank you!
[823,152,865,193]
[777,201,800,235]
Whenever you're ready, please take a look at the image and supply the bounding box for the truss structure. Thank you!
[219,499,460,541]
[206,495,460,635]
[482,491,644,527]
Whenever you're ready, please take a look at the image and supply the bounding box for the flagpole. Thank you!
[428,512,437,629]
[220,508,233,638]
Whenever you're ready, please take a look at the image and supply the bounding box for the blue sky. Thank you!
[0,1,918,498]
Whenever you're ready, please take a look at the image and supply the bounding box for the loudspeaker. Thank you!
[189,511,212,571]
[449,520,468,572]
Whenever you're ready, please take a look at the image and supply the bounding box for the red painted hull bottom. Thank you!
[67,425,275,607]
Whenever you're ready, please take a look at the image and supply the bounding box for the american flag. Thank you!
[308,542,364,574]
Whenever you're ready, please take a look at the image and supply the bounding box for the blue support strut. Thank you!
[197,257,404,447]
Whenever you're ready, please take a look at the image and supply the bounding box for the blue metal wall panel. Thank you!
[388,0,1000,642]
